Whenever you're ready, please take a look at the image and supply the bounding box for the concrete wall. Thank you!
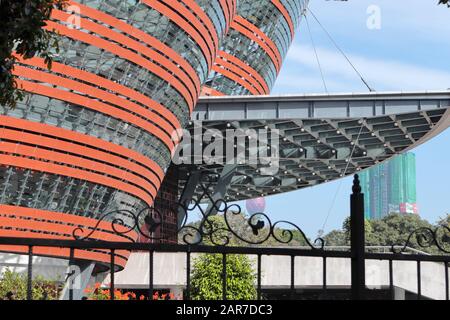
[105,252,449,300]
[1,252,448,300]
[0,253,68,281]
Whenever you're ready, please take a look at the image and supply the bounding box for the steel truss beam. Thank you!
[172,91,450,202]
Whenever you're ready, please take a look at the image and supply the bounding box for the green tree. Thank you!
[186,215,257,300]
[368,213,434,249]
[190,253,257,300]
[0,0,67,108]
[437,214,450,226]
[324,213,449,254]
[340,216,376,245]
[0,269,61,300]
[323,229,348,246]
[435,214,450,253]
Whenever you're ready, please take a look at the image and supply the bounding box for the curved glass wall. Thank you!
[204,0,308,96]
[0,0,235,265]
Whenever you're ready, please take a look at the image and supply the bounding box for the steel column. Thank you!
[204,164,237,216]
[60,260,96,300]
[350,174,365,300]
[177,170,201,228]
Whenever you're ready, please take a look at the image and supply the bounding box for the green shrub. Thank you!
[190,253,257,300]
[0,269,61,300]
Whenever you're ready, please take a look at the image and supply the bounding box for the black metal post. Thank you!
[322,257,327,299]
[27,246,33,301]
[417,261,422,300]
[69,248,75,301]
[222,254,227,300]
[445,262,449,301]
[350,174,365,300]
[389,259,394,300]
[149,250,154,300]
[257,254,262,300]
[186,250,191,300]
[110,249,115,300]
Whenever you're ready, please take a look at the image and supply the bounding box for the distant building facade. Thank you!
[360,153,418,220]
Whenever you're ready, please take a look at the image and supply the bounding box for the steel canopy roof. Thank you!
[174,91,450,202]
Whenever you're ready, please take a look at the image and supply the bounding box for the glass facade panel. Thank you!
[0,0,233,249]
[205,0,307,95]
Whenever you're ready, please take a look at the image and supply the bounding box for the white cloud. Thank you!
[308,0,450,44]
[274,44,450,94]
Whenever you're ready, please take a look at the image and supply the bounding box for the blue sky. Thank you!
[260,0,450,238]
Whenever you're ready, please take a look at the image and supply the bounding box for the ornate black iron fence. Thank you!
[0,175,448,300]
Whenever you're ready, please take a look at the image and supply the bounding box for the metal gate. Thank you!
[0,174,448,300]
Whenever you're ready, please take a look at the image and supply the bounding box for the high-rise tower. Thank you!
[360,153,418,220]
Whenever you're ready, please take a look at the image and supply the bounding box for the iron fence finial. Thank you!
[352,174,361,195]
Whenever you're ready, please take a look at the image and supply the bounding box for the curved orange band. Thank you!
[141,0,214,70]
[14,65,177,141]
[0,217,131,244]
[66,0,201,94]
[0,154,154,206]
[214,53,270,95]
[51,9,198,106]
[0,205,136,240]
[218,0,233,33]
[218,50,270,93]
[0,115,165,181]
[231,0,237,18]
[211,64,260,95]
[0,127,161,191]
[16,79,176,151]
[213,60,263,95]
[45,20,195,112]
[182,0,219,53]
[0,205,137,268]
[271,0,295,39]
[16,56,181,132]
[0,243,128,268]
[231,16,282,72]
[0,141,157,201]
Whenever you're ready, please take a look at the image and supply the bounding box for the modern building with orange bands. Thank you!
[0,0,237,268]
[0,0,306,269]
[203,0,307,96]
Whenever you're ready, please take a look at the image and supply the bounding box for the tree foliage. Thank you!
[0,0,67,108]
[322,229,347,246]
[439,0,449,8]
[0,269,61,300]
[186,215,257,300]
[190,253,257,300]
[324,213,450,254]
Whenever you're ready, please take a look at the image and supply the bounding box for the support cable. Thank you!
[304,14,328,93]
[320,120,366,235]
[307,8,375,92]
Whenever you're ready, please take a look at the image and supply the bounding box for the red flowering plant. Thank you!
[84,283,137,300]
[152,291,175,300]
[83,283,175,300]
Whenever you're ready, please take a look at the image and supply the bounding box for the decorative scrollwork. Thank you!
[71,174,324,250]
[72,206,165,242]
[177,177,324,249]
[391,225,450,254]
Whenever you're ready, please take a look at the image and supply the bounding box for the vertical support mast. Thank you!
[351,174,366,300]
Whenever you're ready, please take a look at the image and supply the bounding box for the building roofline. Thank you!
[199,90,450,103]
